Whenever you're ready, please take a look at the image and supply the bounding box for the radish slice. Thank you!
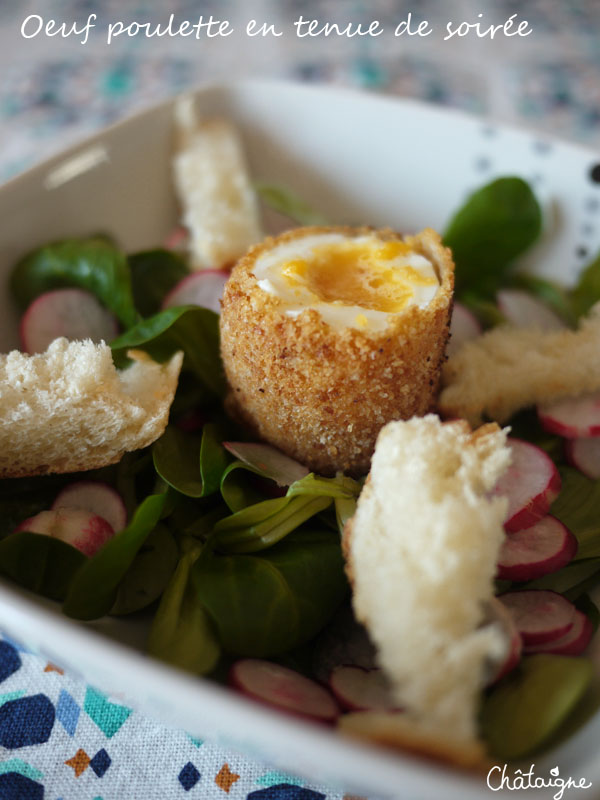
[164,225,189,252]
[496,289,566,332]
[497,516,578,582]
[175,407,207,434]
[539,392,600,439]
[20,288,119,354]
[161,270,229,314]
[329,666,397,712]
[223,442,309,487]
[523,610,594,656]
[492,628,523,684]
[565,437,600,479]
[446,302,482,358]
[15,508,114,557]
[499,590,577,646]
[484,598,523,684]
[491,438,561,532]
[52,481,127,533]
[230,659,339,723]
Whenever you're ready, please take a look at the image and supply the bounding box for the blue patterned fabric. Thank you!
[0,636,355,800]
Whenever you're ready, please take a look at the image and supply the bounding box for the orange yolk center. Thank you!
[279,240,437,313]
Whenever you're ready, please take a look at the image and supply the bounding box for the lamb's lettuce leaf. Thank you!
[444,177,542,296]
[128,249,189,318]
[481,655,593,760]
[63,493,167,620]
[11,237,138,327]
[110,305,224,396]
[193,529,347,657]
[0,532,85,601]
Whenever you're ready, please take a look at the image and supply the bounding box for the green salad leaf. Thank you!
[214,494,332,553]
[128,249,189,318]
[214,473,359,553]
[458,293,507,328]
[0,474,73,538]
[63,493,167,620]
[334,495,357,535]
[193,529,347,657]
[522,557,600,599]
[220,461,271,513]
[111,524,178,615]
[0,532,85,601]
[111,305,224,396]
[10,237,138,328]
[570,250,600,319]
[255,183,329,225]
[481,654,593,760]
[288,473,360,499]
[153,424,229,499]
[147,540,220,674]
[200,424,231,497]
[576,594,600,632]
[222,442,309,487]
[551,468,600,560]
[219,442,310,513]
[444,177,542,296]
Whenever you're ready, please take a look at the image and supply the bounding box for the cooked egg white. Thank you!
[253,233,440,331]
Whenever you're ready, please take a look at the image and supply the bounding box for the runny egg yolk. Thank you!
[253,232,440,332]
[279,240,437,313]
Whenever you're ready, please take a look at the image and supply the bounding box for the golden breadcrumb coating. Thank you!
[220,226,454,475]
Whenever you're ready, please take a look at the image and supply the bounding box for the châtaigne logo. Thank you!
[487,764,592,799]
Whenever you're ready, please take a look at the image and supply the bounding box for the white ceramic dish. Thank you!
[1,80,600,799]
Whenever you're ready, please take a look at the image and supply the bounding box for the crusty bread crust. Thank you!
[0,338,182,478]
[338,712,489,770]
[439,304,600,426]
[220,226,454,476]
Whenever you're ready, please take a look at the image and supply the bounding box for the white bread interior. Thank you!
[0,338,182,478]
[343,415,510,755]
[173,97,262,269]
[440,303,600,426]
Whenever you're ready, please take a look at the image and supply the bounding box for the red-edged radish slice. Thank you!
[446,302,482,358]
[20,288,119,354]
[15,508,114,557]
[539,392,600,439]
[161,270,229,314]
[499,590,576,646]
[491,438,561,532]
[496,289,566,332]
[524,610,594,656]
[565,437,600,479]
[484,598,523,684]
[492,629,523,684]
[230,659,339,723]
[52,481,127,533]
[164,225,189,252]
[497,516,578,582]
[223,442,309,487]
[329,666,397,712]
[175,408,207,434]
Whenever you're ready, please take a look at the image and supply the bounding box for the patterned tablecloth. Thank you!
[1,1,599,798]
